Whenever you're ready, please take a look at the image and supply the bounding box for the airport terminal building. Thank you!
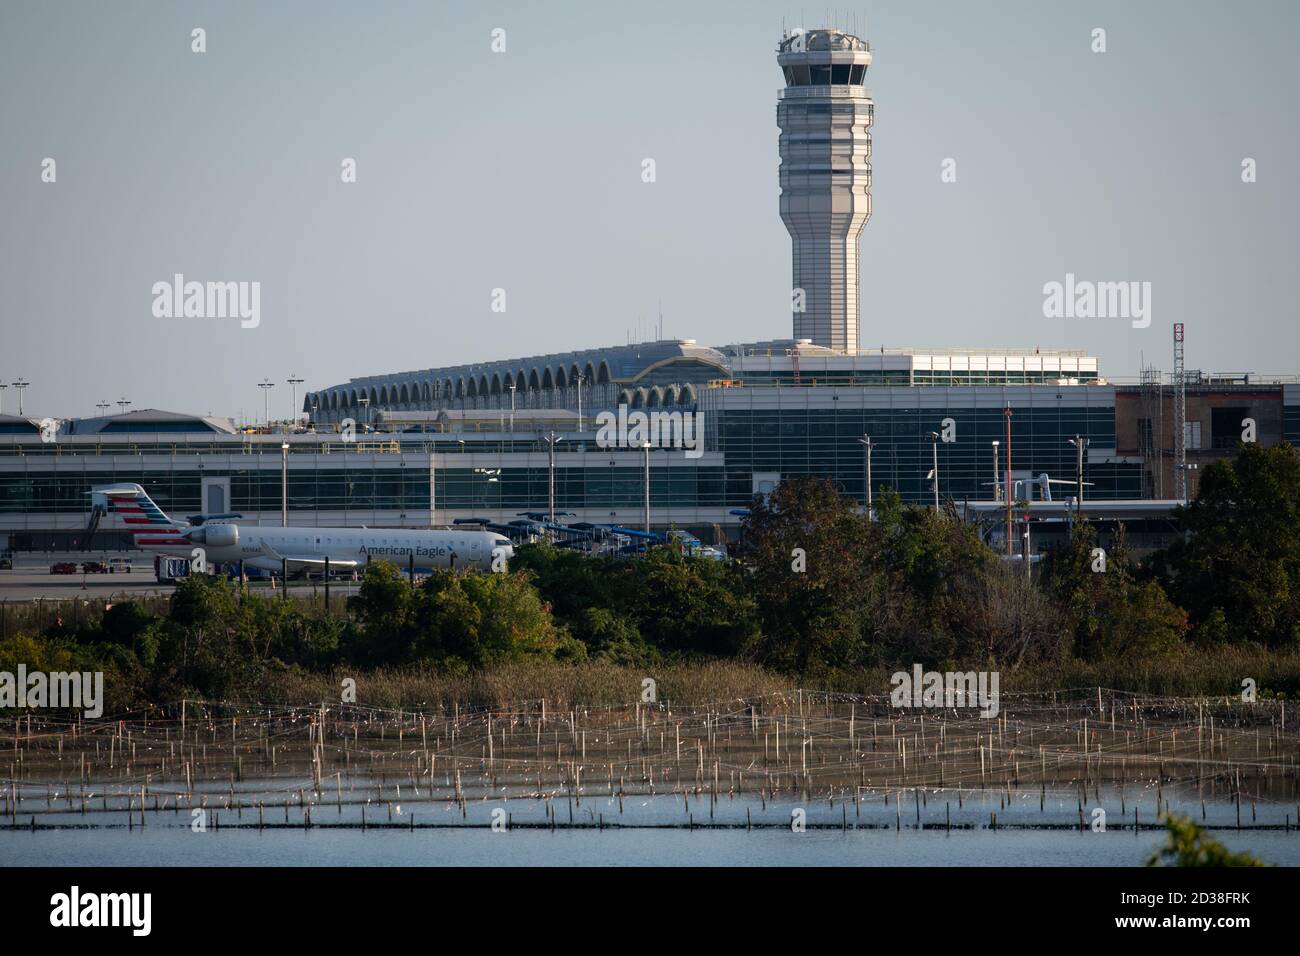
[6,358,1298,552]
[4,29,1298,553]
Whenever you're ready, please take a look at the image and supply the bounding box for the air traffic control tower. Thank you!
[777,28,873,352]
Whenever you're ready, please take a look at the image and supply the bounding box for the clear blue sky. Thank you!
[2,0,1297,421]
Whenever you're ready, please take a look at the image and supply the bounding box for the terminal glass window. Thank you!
[714,400,1140,507]
[1211,407,1249,449]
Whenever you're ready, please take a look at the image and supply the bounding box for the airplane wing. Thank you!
[260,541,360,568]
[601,525,663,540]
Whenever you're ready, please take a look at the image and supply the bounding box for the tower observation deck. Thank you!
[777,28,873,352]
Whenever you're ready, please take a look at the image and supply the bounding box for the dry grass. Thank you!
[263,660,795,710]
[250,645,1300,711]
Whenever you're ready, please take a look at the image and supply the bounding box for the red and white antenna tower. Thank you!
[1173,323,1186,500]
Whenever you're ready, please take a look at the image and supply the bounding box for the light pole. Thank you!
[927,431,940,510]
[0,383,7,416]
[280,442,290,526]
[358,396,370,429]
[543,431,564,522]
[991,440,1000,502]
[1068,435,1089,513]
[858,434,874,517]
[117,397,131,415]
[1004,406,1014,556]
[96,401,110,418]
[430,446,438,528]
[258,379,275,429]
[1023,510,1032,581]
[288,375,304,429]
[508,384,516,433]
[576,372,584,433]
[13,379,29,416]
[643,441,652,534]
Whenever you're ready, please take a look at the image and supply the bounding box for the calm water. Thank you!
[7,789,1300,866]
[9,826,1300,867]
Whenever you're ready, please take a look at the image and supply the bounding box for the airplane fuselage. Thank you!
[173,523,512,573]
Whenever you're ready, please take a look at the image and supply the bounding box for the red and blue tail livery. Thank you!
[91,484,188,549]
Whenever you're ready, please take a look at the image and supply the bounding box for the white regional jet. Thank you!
[90,483,512,575]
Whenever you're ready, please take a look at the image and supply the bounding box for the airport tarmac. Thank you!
[0,552,368,602]
[0,552,174,600]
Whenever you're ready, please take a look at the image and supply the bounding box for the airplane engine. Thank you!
[190,524,239,548]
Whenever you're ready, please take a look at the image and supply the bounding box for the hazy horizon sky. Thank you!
[2,0,1297,421]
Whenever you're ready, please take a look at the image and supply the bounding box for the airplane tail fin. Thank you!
[91,483,189,547]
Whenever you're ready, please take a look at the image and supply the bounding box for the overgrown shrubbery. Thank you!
[511,543,758,663]
[732,477,1187,674]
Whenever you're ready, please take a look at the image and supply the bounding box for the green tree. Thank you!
[510,543,629,622]
[94,601,161,666]
[158,574,259,696]
[246,598,341,668]
[415,569,581,666]
[871,491,1005,665]
[1046,520,1186,659]
[515,540,756,659]
[345,561,419,665]
[571,607,658,665]
[1158,442,1300,646]
[1146,813,1268,867]
[738,477,879,671]
[625,547,758,657]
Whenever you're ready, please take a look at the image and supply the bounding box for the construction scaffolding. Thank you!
[1139,363,1164,499]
